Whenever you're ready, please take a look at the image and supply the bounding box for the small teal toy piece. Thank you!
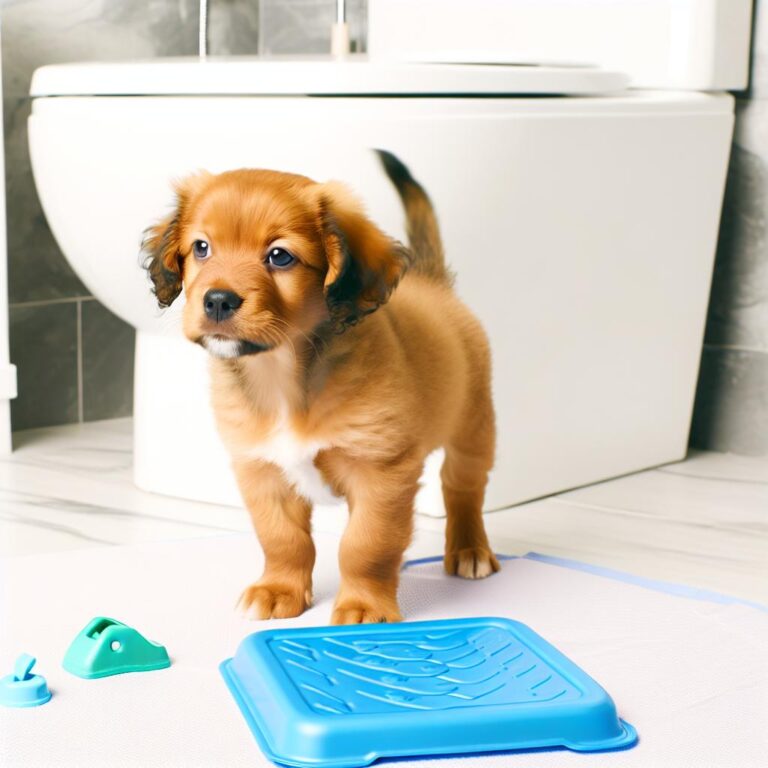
[63,617,170,679]
[221,617,637,767]
[0,654,52,707]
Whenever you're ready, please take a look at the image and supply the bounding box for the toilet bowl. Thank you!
[26,2,748,515]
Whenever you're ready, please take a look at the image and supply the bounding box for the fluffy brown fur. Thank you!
[143,151,499,624]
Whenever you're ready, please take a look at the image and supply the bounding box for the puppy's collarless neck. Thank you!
[217,336,335,420]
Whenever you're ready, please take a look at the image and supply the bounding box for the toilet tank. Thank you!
[369,0,753,90]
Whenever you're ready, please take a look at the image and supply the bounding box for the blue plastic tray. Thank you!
[220,617,637,767]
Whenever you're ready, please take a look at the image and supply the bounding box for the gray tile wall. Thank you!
[9,301,78,429]
[258,0,366,54]
[2,0,196,431]
[2,0,362,432]
[690,2,768,456]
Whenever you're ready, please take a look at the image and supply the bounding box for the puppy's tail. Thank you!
[375,149,451,283]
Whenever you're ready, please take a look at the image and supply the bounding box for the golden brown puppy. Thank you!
[143,151,499,624]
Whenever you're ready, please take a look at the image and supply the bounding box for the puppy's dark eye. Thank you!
[192,240,210,260]
[266,247,295,269]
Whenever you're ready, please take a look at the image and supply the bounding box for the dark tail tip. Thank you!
[373,148,448,283]
[374,148,417,195]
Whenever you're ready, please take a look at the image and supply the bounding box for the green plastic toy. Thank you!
[63,617,170,679]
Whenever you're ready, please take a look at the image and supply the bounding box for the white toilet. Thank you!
[27,0,749,514]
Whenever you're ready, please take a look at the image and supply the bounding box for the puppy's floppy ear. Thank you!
[141,212,183,307]
[319,182,410,333]
[141,173,210,308]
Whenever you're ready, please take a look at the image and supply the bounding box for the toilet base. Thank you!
[132,325,691,519]
[133,331,241,508]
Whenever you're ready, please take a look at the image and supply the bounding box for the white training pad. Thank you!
[1,533,766,768]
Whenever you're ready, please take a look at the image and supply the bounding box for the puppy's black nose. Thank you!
[203,289,242,322]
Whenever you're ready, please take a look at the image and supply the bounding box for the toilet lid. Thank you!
[30,55,628,97]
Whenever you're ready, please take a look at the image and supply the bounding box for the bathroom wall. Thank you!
[1,0,363,431]
[690,0,768,456]
[3,0,196,430]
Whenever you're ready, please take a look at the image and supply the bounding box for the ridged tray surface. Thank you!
[220,617,637,767]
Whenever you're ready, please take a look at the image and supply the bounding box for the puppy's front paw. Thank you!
[237,581,311,620]
[444,547,500,579]
[331,598,402,625]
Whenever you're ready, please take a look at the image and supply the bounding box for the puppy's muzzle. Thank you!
[204,289,243,323]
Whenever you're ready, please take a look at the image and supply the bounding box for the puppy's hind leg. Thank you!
[442,392,500,580]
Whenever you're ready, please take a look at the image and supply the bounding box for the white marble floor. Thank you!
[1,418,766,604]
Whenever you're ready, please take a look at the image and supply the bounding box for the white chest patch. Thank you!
[244,423,339,507]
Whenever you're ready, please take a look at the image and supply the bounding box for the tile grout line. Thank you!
[702,342,768,356]
[10,295,95,310]
[76,299,84,423]
[654,466,768,485]
[545,493,758,533]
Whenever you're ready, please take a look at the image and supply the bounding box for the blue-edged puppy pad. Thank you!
[220,617,637,767]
